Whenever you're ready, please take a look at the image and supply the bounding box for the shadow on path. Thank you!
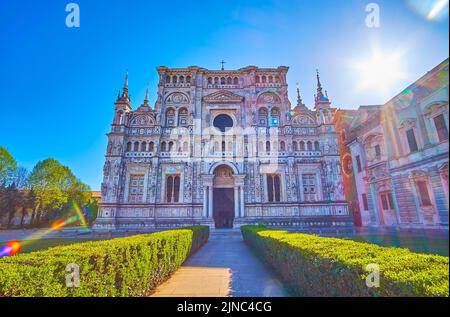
[151,230,292,297]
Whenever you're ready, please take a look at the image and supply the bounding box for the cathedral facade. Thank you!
[93,65,350,231]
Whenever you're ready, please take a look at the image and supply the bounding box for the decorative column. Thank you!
[240,186,245,217]
[201,174,214,219]
[234,186,239,218]
[208,186,213,218]
[203,186,208,218]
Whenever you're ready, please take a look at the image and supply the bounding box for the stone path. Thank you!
[150,230,291,297]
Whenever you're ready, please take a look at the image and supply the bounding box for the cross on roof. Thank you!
[220,60,226,71]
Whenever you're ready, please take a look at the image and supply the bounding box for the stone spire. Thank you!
[144,87,149,104]
[294,82,308,112]
[314,69,331,109]
[316,69,324,100]
[122,70,129,98]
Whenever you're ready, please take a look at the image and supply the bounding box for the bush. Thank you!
[241,226,449,297]
[0,226,209,297]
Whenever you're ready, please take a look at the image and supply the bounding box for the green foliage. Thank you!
[0,183,24,228]
[0,147,17,185]
[241,226,449,297]
[27,158,91,226]
[0,226,209,297]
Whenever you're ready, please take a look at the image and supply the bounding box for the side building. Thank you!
[337,59,449,228]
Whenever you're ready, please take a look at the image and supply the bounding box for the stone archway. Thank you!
[213,165,235,228]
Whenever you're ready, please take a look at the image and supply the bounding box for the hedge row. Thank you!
[0,226,209,297]
[241,226,449,297]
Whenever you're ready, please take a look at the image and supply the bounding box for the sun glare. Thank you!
[351,51,406,96]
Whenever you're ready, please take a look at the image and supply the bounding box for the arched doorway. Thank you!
[213,165,235,228]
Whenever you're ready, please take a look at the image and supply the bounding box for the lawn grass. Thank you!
[345,234,449,256]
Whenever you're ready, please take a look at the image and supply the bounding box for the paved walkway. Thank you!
[150,230,291,297]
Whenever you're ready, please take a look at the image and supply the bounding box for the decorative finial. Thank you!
[220,60,226,71]
[316,69,322,93]
[296,82,303,106]
[144,86,149,105]
[122,70,129,97]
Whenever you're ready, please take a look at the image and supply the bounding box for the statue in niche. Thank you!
[114,161,120,175]
[107,142,113,155]
[101,182,108,196]
[103,161,111,177]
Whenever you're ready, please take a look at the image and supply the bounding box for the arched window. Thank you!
[183,141,188,152]
[126,142,132,152]
[292,141,298,152]
[214,77,219,84]
[300,141,305,151]
[233,77,239,85]
[270,108,280,126]
[186,75,191,83]
[166,108,175,126]
[268,75,273,83]
[207,77,212,84]
[166,176,173,202]
[227,77,232,84]
[133,141,139,152]
[161,141,166,152]
[275,76,281,83]
[221,77,226,84]
[166,175,180,203]
[266,141,271,153]
[262,76,267,83]
[141,141,147,152]
[116,111,124,125]
[148,141,154,152]
[267,174,281,202]
[172,76,177,83]
[280,141,286,151]
[179,76,184,83]
[214,141,219,152]
[173,176,180,202]
[221,141,226,152]
[255,76,260,83]
[178,108,188,126]
[168,141,174,152]
[307,141,313,151]
[314,141,320,151]
[166,75,171,83]
[258,108,268,126]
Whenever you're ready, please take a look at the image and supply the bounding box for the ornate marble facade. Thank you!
[93,65,350,231]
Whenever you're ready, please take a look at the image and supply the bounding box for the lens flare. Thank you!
[0,240,22,258]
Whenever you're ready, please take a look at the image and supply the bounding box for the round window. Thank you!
[213,114,233,132]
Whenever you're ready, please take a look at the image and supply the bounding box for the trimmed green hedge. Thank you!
[0,226,209,297]
[241,226,449,297]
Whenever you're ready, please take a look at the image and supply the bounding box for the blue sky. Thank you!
[0,0,448,189]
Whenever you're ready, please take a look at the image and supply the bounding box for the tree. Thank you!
[0,183,24,228]
[0,147,17,186]
[27,159,76,226]
[12,167,29,189]
[21,189,36,227]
